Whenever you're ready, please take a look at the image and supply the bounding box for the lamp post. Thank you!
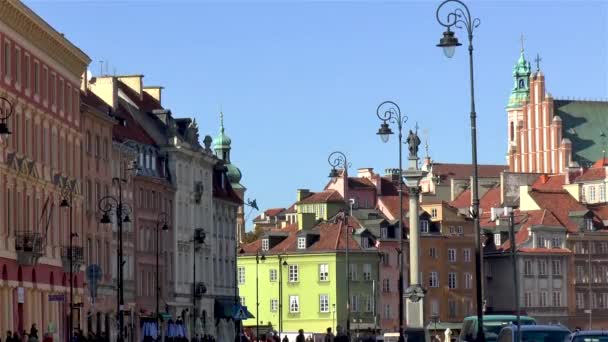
[375,101,407,341]
[98,141,136,342]
[328,151,352,340]
[192,228,206,339]
[278,255,288,339]
[0,96,14,135]
[256,251,266,340]
[156,212,169,338]
[60,180,80,342]
[435,1,484,340]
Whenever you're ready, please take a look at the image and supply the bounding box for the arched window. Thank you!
[519,79,525,89]
[510,121,515,141]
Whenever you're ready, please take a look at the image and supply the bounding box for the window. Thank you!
[319,264,329,282]
[270,299,278,312]
[349,264,357,281]
[463,249,471,262]
[464,273,472,289]
[589,186,597,202]
[288,264,299,282]
[384,304,392,319]
[449,226,455,234]
[238,267,245,284]
[576,265,586,283]
[362,238,370,249]
[262,239,269,251]
[289,296,299,313]
[518,79,525,89]
[319,294,329,313]
[524,292,533,307]
[494,233,502,247]
[576,292,585,309]
[448,248,456,262]
[14,47,20,84]
[538,259,547,276]
[42,67,47,101]
[552,291,562,307]
[448,272,457,289]
[429,272,438,288]
[240,297,246,306]
[582,186,586,201]
[24,54,30,90]
[586,218,594,231]
[363,264,372,281]
[431,300,439,316]
[430,247,437,259]
[59,79,64,111]
[552,259,562,276]
[3,40,9,77]
[297,237,306,249]
[269,269,277,282]
[34,61,39,94]
[351,295,359,312]
[431,208,438,218]
[420,220,429,233]
[381,227,388,239]
[457,226,463,234]
[603,293,608,309]
[365,296,373,312]
[601,184,606,202]
[552,237,562,249]
[510,121,515,141]
[382,279,390,293]
[50,74,56,106]
[448,300,456,319]
[380,253,389,266]
[521,259,531,275]
[539,291,547,307]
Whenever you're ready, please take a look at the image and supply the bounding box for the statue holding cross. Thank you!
[535,53,542,72]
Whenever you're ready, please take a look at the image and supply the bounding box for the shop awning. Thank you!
[215,297,238,319]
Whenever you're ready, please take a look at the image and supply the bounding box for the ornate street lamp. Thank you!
[192,228,207,339]
[256,251,266,340]
[0,96,14,135]
[328,151,349,178]
[156,212,170,338]
[435,1,484,341]
[375,101,408,341]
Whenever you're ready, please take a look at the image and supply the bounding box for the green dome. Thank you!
[213,112,232,150]
[226,163,242,184]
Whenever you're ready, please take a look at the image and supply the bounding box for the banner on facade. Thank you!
[17,287,24,303]
[48,294,65,302]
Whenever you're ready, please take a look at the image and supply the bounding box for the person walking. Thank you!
[295,330,305,342]
[6,331,13,342]
[324,328,334,342]
[281,336,289,342]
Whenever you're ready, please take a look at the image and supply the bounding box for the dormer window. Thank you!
[297,237,306,249]
[362,238,370,249]
[380,227,388,239]
[586,218,594,231]
[431,208,438,218]
[262,239,269,251]
[552,237,562,249]
[420,220,429,233]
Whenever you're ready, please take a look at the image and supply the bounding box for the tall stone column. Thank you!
[403,156,427,329]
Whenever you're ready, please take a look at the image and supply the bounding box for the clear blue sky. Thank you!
[26,0,608,228]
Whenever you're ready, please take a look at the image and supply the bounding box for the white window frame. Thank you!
[494,233,502,247]
[238,267,245,285]
[576,292,585,309]
[457,225,463,234]
[589,186,597,202]
[351,295,359,312]
[319,264,329,282]
[297,237,306,249]
[524,260,533,276]
[319,294,329,313]
[448,272,457,289]
[240,297,246,306]
[288,264,299,282]
[262,239,269,251]
[538,259,547,276]
[539,291,547,307]
[363,264,372,281]
[382,278,390,293]
[552,259,562,276]
[524,292,533,307]
[289,295,299,313]
[429,271,438,288]
[349,264,357,281]
[431,208,438,218]
[270,299,278,312]
[586,218,594,231]
[430,247,437,259]
[420,220,429,233]
[601,184,606,202]
[269,269,277,282]
[448,248,456,262]
[464,272,472,289]
[463,248,471,262]
[552,291,562,307]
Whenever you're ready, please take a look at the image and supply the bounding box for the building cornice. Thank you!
[1,0,91,77]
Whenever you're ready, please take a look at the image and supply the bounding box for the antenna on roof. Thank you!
[99,60,104,76]
[423,128,430,159]
[105,60,109,76]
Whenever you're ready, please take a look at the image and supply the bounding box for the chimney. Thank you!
[144,86,163,105]
[297,212,316,231]
[87,76,118,109]
[540,174,549,184]
[117,75,144,101]
[297,189,311,202]
[357,168,374,178]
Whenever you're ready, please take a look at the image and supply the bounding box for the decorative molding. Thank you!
[0,0,90,78]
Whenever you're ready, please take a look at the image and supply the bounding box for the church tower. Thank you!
[506,43,531,172]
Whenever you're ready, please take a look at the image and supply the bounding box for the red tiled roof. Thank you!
[348,177,375,189]
[431,163,507,181]
[589,204,608,221]
[379,177,402,196]
[532,174,566,191]
[378,195,410,221]
[117,81,163,112]
[298,190,344,204]
[81,90,110,114]
[450,190,471,209]
[592,158,608,168]
[528,190,588,232]
[499,210,560,250]
[112,102,157,145]
[576,168,606,182]
[285,203,297,214]
[480,187,502,211]
[264,208,286,217]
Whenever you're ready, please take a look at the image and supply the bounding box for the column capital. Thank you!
[407,186,421,196]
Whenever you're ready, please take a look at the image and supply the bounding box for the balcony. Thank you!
[15,231,44,266]
[61,246,84,273]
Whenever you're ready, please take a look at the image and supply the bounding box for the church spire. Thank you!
[507,36,531,109]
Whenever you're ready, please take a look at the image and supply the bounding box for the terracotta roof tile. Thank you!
[479,187,502,211]
[589,204,608,221]
[431,163,507,181]
[528,190,588,232]
[592,157,608,168]
[378,195,409,222]
[298,190,344,204]
[532,175,566,191]
[450,190,471,209]
[348,177,375,189]
[576,168,606,182]
[264,208,286,217]
[112,102,157,145]
[517,247,572,254]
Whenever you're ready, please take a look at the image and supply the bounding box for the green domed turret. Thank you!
[226,163,242,184]
[507,45,531,109]
[214,112,244,189]
[213,112,232,153]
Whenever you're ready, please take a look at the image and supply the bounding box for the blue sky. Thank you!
[26,0,608,228]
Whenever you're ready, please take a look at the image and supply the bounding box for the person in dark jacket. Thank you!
[6,331,13,342]
[295,330,305,342]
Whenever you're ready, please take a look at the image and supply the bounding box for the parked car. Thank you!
[496,324,570,342]
[458,315,536,342]
[383,329,430,342]
[567,330,608,342]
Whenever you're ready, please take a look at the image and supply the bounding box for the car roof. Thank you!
[506,325,570,332]
[463,315,536,322]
